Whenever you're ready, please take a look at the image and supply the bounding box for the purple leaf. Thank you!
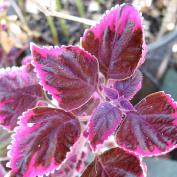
[89,102,122,150]
[0,64,44,130]
[119,98,135,111]
[103,87,118,100]
[113,70,143,100]
[9,107,81,177]
[81,147,145,177]
[116,92,177,156]
[31,44,99,111]
[72,95,100,116]
[82,4,147,80]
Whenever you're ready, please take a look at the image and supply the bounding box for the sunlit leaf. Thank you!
[82,4,146,80]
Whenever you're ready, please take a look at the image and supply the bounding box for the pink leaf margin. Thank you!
[30,43,99,111]
[81,3,147,79]
[88,102,122,151]
[136,92,177,157]
[116,92,177,157]
[7,108,81,177]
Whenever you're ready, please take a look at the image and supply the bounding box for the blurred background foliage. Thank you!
[0,0,177,176]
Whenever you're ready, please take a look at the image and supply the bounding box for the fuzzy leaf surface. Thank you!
[0,64,44,130]
[9,107,81,177]
[81,147,145,177]
[116,92,177,156]
[31,44,98,111]
[113,70,142,100]
[82,4,146,79]
[89,102,122,150]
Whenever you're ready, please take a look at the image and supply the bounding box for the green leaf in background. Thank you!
[0,127,11,158]
[0,163,6,176]
[161,68,177,101]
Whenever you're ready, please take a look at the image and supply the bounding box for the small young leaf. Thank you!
[103,87,118,100]
[31,44,99,111]
[119,98,135,111]
[0,64,44,130]
[9,107,81,177]
[116,92,177,156]
[81,147,145,177]
[89,102,122,150]
[113,70,143,100]
[82,4,146,79]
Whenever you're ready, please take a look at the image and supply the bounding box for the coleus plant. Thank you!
[0,3,177,177]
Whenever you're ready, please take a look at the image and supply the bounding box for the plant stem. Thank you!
[33,0,96,26]
[44,92,58,108]
[56,0,69,39]
[96,86,105,101]
[75,0,88,29]
[75,0,85,17]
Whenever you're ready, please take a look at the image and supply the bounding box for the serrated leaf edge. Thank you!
[7,107,81,176]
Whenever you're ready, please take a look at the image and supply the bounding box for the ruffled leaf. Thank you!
[116,92,177,156]
[114,70,143,100]
[31,44,99,111]
[81,147,145,177]
[9,107,81,177]
[82,4,146,79]
[0,64,44,130]
[89,102,122,150]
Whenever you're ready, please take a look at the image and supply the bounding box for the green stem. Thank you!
[56,0,69,39]
[75,0,87,28]
[75,0,85,17]
[44,92,57,108]
[46,16,59,45]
